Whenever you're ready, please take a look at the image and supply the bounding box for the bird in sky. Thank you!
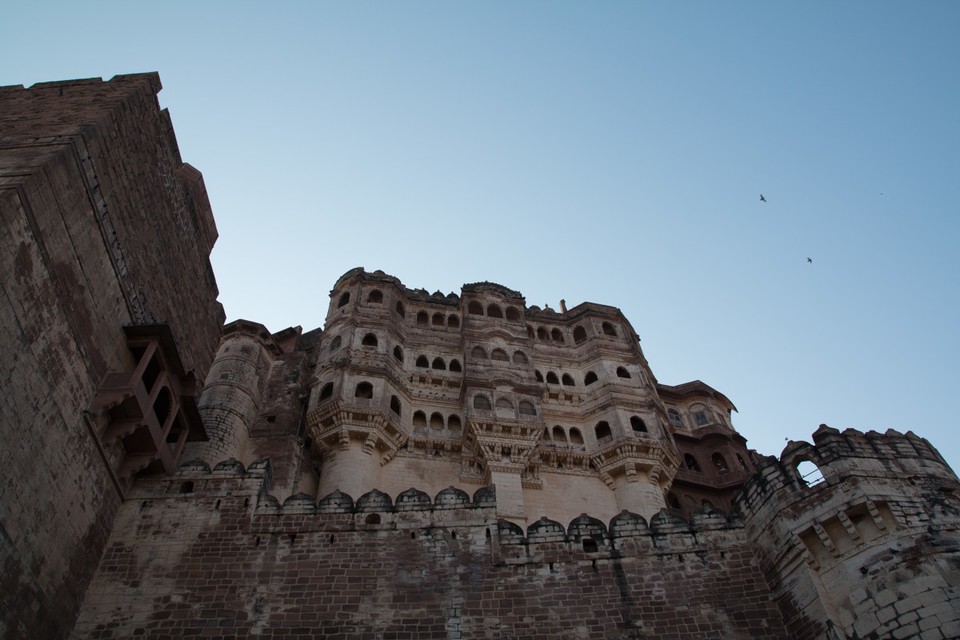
[760,194,766,202]
[807,257,813,263]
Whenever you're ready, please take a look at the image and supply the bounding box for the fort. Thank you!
[1,74,958,639]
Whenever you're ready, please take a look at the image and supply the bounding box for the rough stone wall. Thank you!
[73,461,789,639]
[737,425,960,640]
[0,74,223,639]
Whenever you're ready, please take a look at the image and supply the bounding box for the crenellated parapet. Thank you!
[735,424,960,640]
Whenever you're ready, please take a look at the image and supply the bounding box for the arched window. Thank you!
[506,307,521,321]
[449,359,462,372]
[448,415,462,430]
[569,428,584,446]
[584,371,598,385]
[390,395,401,415]
[395,301,405,317]
[367,290,383,304]
[561,373,575,386]
[318,382,334,402]
[471,346,487,359]
[667,409,684,427]
[473,394,491,410]
[536,327,548,340]
[667,493,681,509]
[631,416,647,433]
[413,411,427,428]
[337,292,350,308]
[329,336,342,351]
[491,348,509,361]
[684,454,700,471]
[693,410,709,426]
[416,355,429,368]
[512,351,528,364]
[362,333,378,347]
[487,304,503,318]
[712,453,729,472]
[796,459,825,486]
[432,312,445,327]
[447,315,460,329]
[737,454,748,470]
[518,401,536,416]
[552,426,566,441]
[616,366,631,379]
[594,421,612,441]
[355,382,373,399]
[526,325,535,339]
[535,370,544,382]
[468,301,483,315]
[393,346,403,362]
[573,326,587,344]
[496,397,513,411]
[416,311,429,326]
[432,357,446,370]
[546,372,559,384]
[551,328,564,343]
[602,322,617,336]
[430,412,444,430]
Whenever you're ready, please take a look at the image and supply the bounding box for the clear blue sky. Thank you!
[4,2,958,472]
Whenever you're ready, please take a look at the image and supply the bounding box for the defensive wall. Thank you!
[72,459,786,640]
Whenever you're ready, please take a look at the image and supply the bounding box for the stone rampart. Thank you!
[73,459,787,639]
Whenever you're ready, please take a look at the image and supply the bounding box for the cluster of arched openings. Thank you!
[470,346,528,364]
[471,394,537,417]
[416,310,460,329]
[546,416,648,447]
[535,366,633,387]
[412,411,462,431]
[414,355,462,372]
[467,301,522,321]
[683,451,747,473]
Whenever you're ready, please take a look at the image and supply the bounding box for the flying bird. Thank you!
[760,194,766,202]
[807,258,813,263]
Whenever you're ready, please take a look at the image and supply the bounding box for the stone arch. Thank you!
[573,325,587,344]
[506,306,521,321]
[367,289,383,304]
[561,373,575,386]
[318,382,334,402]
[354,381,374,399]
[584,371,598,385]
[487,304,503,318]
[468,301,483,315]
[337,292,350,308]
[602,322,617,336]
[594,421,612,441]
[473,394,491,411]
[431,357,446,370]
[361,332,378,347]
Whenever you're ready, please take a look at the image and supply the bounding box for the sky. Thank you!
[4,2,958,472]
